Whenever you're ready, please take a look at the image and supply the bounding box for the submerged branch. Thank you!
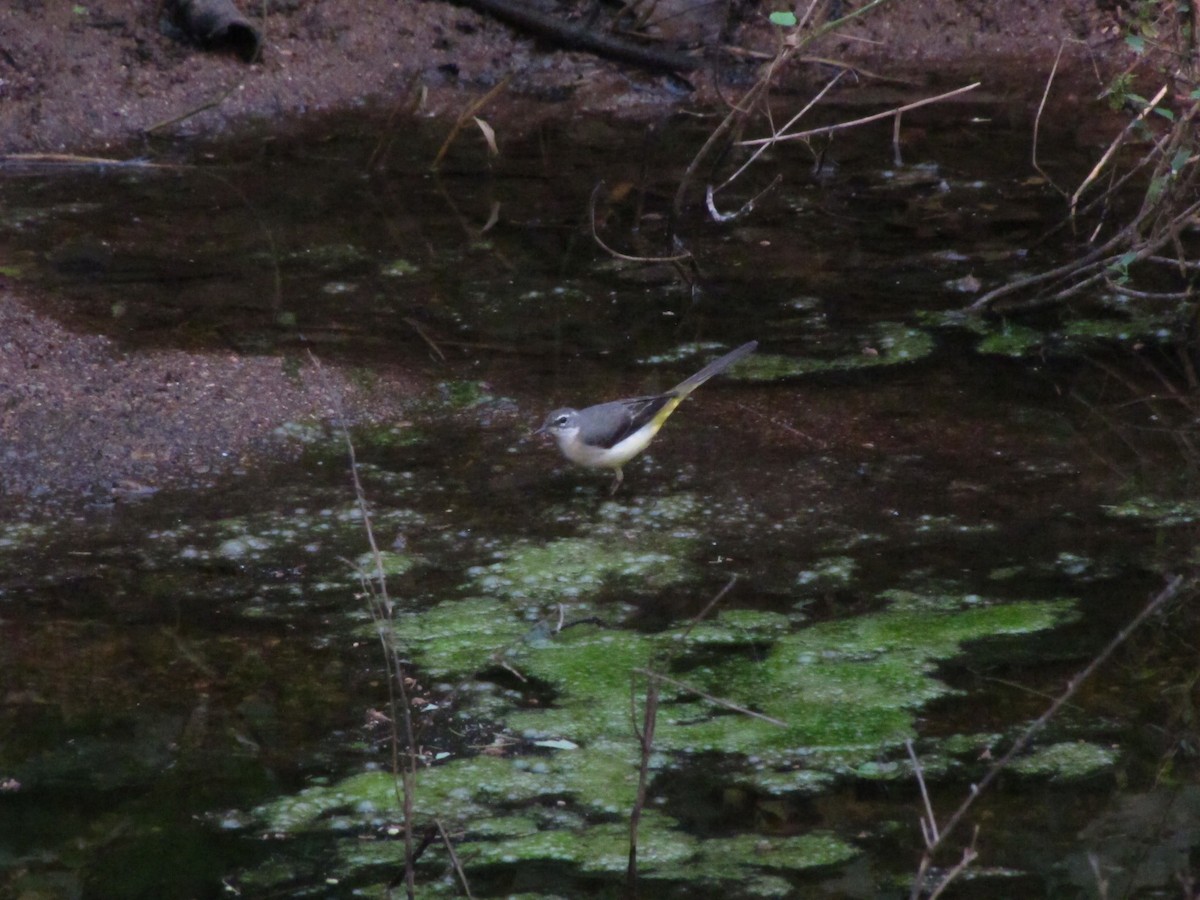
[909,574,1188,900]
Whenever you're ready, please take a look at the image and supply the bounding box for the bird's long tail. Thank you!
[671,340,758,397]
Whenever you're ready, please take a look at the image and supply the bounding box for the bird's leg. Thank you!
[609,467,624,495]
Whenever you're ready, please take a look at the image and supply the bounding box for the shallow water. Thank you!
[2,102,1198,898]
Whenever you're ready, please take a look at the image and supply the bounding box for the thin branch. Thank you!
[1070,84,1170,218]
[905,739,938,845]
[705,174,781,222]
[680,574,739,640]
[431,74,514,171]
[632,668,787,726]
[671,0,894,222]
[1031,40,1081,197]
[925,835,980,900]
[404,317,448,361]
[916,575,1187,881]
[711,69,846,197]
[627,670,659,895]
[145,79,246,134]
[738,82,981,147]
[589,181,692,262]
[307,349,419,899]
[435,819,474,899]
[0,153,182,170]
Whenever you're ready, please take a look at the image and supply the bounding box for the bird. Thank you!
[536,341,758,492]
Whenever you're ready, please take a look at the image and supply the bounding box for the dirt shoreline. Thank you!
[0,1,1128,156]
[0,0,1131,516]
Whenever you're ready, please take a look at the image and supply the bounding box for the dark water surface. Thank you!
[1,102,1198,898]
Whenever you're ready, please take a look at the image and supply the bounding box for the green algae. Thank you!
[908,513,999,536]
[977,322,1044,356]
[504,628,664,744]
[250,588,1075,888]
[284,242,370,270]
[258,762,856,888]
[467,533,690,605]
[466,811,694,872]
[152,501,425,568]
[726,323,935,381]
[928,296,1182,359]
[680,609,794,645]
[691,831,858,870]
[879,588,989,612]
[796,555,857,588]
[403,594,1076,767]
[394,596,536,678]
[355,549,415,577]
[256,809,854,896]
[1062,315,1170,342]
[727,599,1075,753]
[1104,496,1200,525]
[436,380,496,409]
[381,258,420,276]
[642,342,750,366]
[0,519,54,552]
[1010,741,1117,780]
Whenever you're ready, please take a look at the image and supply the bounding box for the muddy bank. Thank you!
[0,284,424,514]
[0,0,1127,154]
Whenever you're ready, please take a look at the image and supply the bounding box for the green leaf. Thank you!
[1125,33,1145,53]
[1171,148,1192,174]
[769,11,798,27]
[1152,105,1175,121]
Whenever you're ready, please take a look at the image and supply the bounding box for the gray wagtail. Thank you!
[536,341,758,491]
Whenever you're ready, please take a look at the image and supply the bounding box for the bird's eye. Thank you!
[555,414,571,427]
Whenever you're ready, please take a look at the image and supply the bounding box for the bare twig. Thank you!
[435,818,474,899]
[905,739,938,845]
[632,668,788,726]
[907,575,1188,900]
[627,575,746,892]
[705,174,782,222]
[680,574,739,640]
[671,0,894,223]
[711,69,847,197]
[589,181,692,263]
[367,77,427,171]
[1031,40,1087,197]
[431,74,514,171]
[145,79,246,134]
[627,670,660,896]
[738,82,981,147]
[1070,84,1170,218]
[403,317,448,361]
[0,153,181,170]
[307,349,420,899]
[925,835,980,900]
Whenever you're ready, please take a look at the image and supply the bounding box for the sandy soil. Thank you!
[0,285,423,513]
[0,0,1133,516]
[0,0,1126,153]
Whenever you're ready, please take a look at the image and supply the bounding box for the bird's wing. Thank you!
[579,395,677,449]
